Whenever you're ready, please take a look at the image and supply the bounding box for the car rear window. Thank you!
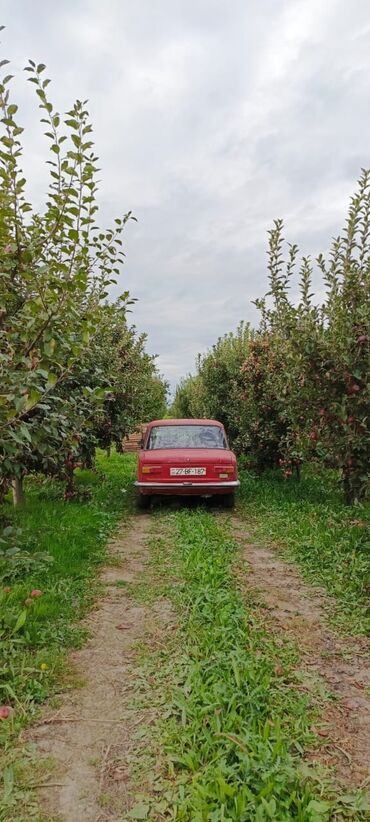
[147,425,227,450]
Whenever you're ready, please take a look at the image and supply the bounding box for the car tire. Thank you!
[222,493,235,509]
[137,492,151,511]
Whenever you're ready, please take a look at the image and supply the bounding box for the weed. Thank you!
[98,791,113,808]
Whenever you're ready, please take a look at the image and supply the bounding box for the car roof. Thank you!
[146,418,223,428]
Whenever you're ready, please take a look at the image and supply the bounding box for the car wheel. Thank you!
[222,493,235,509]
[137,492,151,511]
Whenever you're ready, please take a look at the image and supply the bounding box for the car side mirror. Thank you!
[139,438,144,449]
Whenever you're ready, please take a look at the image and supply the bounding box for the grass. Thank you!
[1,457,368,819]
[129,509,367,821]
[0,451,136,818]
[238,468,370,635]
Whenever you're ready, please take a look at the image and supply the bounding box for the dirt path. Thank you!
[231,516,370,791]
[28,508,370,819]
[30,514,173,822]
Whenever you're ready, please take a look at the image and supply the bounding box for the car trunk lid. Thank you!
[139,448,236,483]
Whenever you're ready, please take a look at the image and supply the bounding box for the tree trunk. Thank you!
[12,476,25,506]
[342,467,360,505]
[82,452,95,470]
[106,446,111,458]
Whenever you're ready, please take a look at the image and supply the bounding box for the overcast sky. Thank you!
[2,1,370,391]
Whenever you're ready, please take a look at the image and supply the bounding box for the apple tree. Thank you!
[0,52,135,503]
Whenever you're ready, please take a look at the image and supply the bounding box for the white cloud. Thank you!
[1,0,370,387]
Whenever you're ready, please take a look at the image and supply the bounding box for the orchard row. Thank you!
[0,55,167,506]
[172,173,370,503]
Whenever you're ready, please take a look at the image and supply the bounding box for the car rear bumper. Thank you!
[135,480,240,495]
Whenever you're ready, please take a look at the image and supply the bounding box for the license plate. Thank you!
[170,467,206,476]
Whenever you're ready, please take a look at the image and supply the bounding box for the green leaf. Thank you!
[128,804,149,819]
[305,800,332,819]
[65,118,79,129]
[19,424,32,443]
[2,766,14,801]
[14,609,27,633]
[25,391,42,411]
[46,372,58,389]
[44,339,56,356]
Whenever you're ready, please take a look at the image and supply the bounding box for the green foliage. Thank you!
[0,47,166,505]
[197,322,252,438]
[0,540,53,585]
[234,334,292,470]
[65,304,168,459]
[140,372,169,423]
[170,373,206,419]
[0,56,130,487]
[255,173,370,502]
[171,323,251,434]
[174,172,370,502]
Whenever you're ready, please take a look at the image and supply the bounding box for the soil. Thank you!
[29,514,173,822]
[231,516,370,791]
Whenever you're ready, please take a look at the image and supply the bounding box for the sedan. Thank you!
[135,418,239,509]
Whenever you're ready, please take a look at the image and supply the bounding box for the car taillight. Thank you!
[215,465,235,478]
[142,465,162,475]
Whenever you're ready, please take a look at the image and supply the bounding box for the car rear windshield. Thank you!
[147,425,227,450]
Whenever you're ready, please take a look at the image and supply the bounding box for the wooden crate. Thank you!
[122,424,148,453]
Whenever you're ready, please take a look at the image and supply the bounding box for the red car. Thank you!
[135,418,239,509]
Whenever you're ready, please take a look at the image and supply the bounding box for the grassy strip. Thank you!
[238,468,370,635]
[137,509,365,821]
[0,452,136,814]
